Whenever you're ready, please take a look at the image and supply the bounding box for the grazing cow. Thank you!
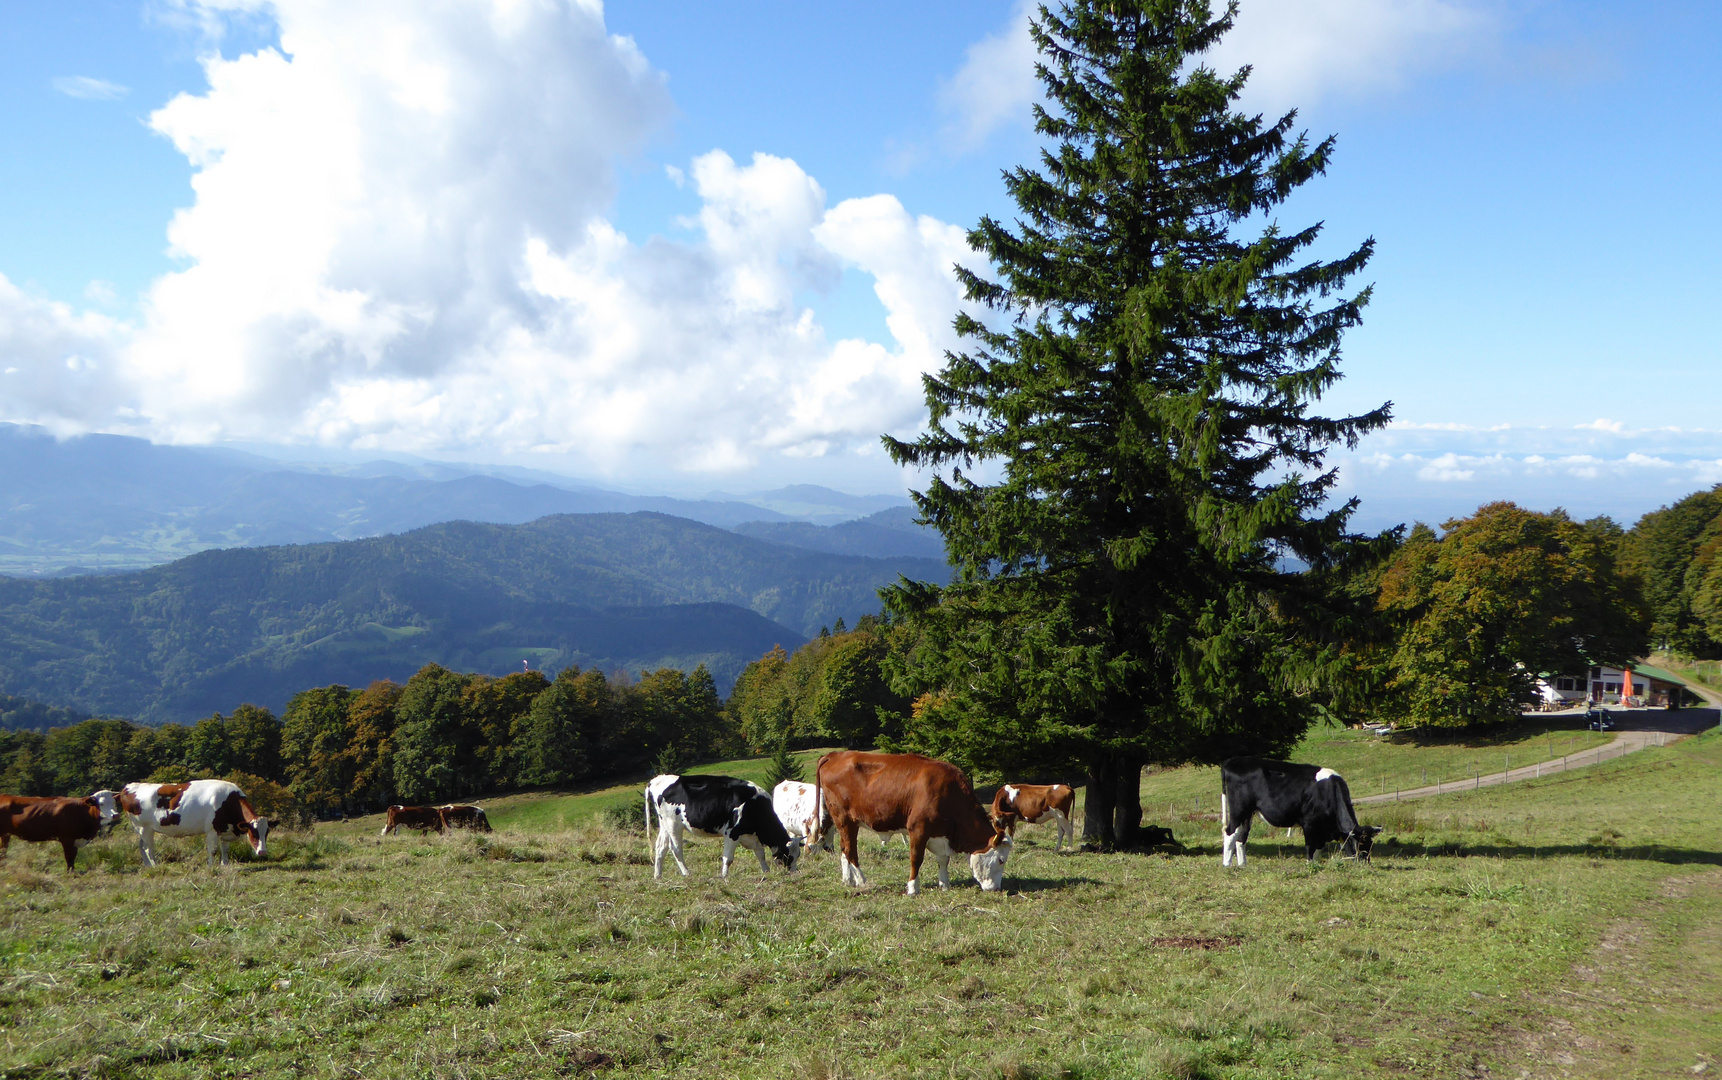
[120,780,274,867]
[814,751,1012,895]
[0,793,122,869]
[772,780,833,853]
[381,805,447,836]
[645,774,802,879]
[1218,757,1381,866]
[990,783,1076,852]
[439,804,492,832]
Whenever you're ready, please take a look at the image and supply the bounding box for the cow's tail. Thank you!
[812,754,826,852]
[642,785,655,862]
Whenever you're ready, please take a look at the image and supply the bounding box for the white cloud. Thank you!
[939,0,1040,150]
[1209,0,1493,112]
[0,0,978,480]
[52,76,131,100]
[0,274,130,432]
[938,0,1495,153]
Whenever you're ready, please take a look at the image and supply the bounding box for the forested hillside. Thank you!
[0,512,948,723]
[731,505,945,559]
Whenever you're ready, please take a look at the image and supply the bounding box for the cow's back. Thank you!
[12,798,100,844]
[819,751,971,831]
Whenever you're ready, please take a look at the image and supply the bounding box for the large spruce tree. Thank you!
[885,0,1391,846]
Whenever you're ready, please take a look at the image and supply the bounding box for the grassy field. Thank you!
[2,728,1718,1078]
[1134,718,1616,821]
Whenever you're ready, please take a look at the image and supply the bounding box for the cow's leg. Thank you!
[652,817,669,880]
[137,829,156,868]
[929,837,953,889]
[905,833,928,896]
[665,821,691,878]
[742,835,771,875]
[720,835,737,878]
[60,838,78,870]
[838,823,866,887]
[1224,817,1251,868]
[0,833,9,858]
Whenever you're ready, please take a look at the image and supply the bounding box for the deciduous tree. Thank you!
[1379,503,1649,726]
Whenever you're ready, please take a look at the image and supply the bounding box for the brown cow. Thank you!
[381,805,446,836]
[814,751,1012,895]
[0,795,121,869]
[990,783,1076,852]
[438,804,492,832]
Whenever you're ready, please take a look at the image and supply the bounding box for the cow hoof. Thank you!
[906,880,919,896]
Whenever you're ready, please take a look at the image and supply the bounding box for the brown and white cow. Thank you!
[438,804,492,832]
[814,751,1012,895]
[990,783,1076,852]
[120,780,274,867]
[0,792,122,869]
[381,805,447,836]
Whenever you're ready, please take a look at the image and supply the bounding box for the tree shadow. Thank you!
[1004,874,1104,894]
[1177,838,1722,867]
[1374,839,1722,866]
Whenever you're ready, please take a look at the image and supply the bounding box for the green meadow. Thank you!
[2,728,1718,1079]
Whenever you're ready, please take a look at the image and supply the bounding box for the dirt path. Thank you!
[1355,707,1719,806]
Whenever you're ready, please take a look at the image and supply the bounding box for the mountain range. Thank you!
[0,424,938,577]
[0,512,949,724]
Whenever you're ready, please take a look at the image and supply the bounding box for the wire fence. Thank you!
[1353,730,1671,804]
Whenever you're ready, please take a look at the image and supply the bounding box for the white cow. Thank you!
[119,780,274,867]
[771,780,832,852]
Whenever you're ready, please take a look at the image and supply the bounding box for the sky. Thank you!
[1,0,1719,529]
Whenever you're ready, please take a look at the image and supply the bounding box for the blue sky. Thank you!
[1,1,1718,527]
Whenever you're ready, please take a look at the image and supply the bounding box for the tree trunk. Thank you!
[1083,753,1118,850]
[1113,754,1144,849]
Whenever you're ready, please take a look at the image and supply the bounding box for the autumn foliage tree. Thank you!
[1379,503,1648,726]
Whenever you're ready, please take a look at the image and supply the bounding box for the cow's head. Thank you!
[969,828,1013,892]
[1341,824,1382,862]
[244,817,276,857]
[87,790,122,832]
[773,835,804,872]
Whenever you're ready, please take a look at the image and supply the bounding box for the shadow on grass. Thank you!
[1176,839,1722,867]
[1373,840,1722,865]
[1003,875,1103,893]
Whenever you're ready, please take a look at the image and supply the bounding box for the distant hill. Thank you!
[0,424,816,577]
[0,512,948,723]
[733,506,947,560]
[0,691,90,733]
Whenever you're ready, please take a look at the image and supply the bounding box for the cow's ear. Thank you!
[1366,825,1383,836]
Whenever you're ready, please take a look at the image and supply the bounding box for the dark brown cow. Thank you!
[990,783,1076,852]
[381,805,447,836]
[438,804,492,832]
[0,796,117,869]
[813,751,1012,895]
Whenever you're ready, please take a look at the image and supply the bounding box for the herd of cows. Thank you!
[643,750,1382,894]
[0,751,1380,890]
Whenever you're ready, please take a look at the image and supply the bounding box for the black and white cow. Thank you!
[1219,757,1381,866]
[645,774,802,880]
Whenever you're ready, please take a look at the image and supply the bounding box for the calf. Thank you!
[439,804,492,832]
[772,780,833,853]
[381,805,447,836]
[120,780,274,867]
[0,793,122,869]
[645,774,802,879]
[990,783,1076,852]
[814,751,1012,895]
[1219,757,1381,866]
